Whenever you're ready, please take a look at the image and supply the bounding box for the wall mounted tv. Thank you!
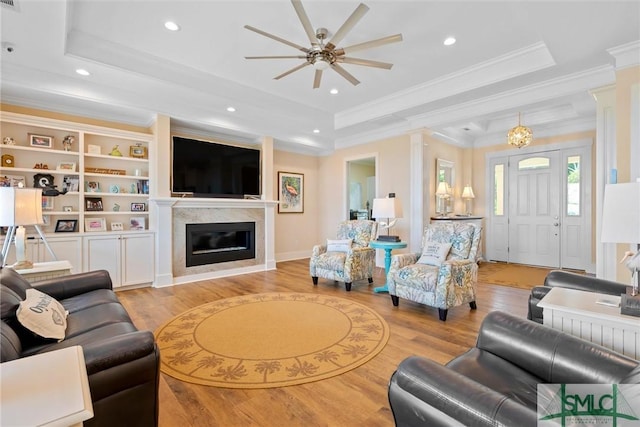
[172,136,261,198]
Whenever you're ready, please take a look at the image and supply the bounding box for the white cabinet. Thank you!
[84,232,154,288]
[1,234,82,273]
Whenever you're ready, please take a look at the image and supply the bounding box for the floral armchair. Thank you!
[387,222,481,321]
[310,220,379,291]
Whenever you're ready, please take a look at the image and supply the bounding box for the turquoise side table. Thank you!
[369,240,408,293]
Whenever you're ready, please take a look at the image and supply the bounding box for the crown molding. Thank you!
[607,40,640,70]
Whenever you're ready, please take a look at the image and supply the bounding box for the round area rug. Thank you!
[155,292,389,388]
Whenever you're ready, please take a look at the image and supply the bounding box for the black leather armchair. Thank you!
[1,267,160,427]
[388,311,640,427]
[527,270,629,323]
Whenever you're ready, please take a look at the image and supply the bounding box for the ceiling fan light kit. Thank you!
[244,0,402,89]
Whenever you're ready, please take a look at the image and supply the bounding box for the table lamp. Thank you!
[435,181,451,216]
[461,185,475,216]
[601,181,640,316]
[0,187,44,268]
[372,193,403,242]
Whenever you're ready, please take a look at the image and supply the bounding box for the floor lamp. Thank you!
[601,181,640,316]
[0,187,56,268]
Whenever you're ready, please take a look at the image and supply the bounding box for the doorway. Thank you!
[346,155,377,221]
[486,141,592,270]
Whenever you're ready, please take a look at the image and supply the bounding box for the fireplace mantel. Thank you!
[152,197,278,287]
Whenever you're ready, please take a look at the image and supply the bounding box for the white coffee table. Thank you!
[538,287,640,360]
[14,260,73,283]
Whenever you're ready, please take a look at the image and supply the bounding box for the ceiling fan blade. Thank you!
[313,69,323,89]
[337,34,403,55]
[291,0,318,47]
[338,57,393,69]
[244,25,309,53]
[274,62,310,80]
[325,3,369,51]
[245,56,307,59]
[331,63,360,86]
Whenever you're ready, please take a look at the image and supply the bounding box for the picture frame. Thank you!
[62,205,73,212]
[0,174,25,187]
[62,175,80,192]
[130,202,146,212]
[85,197,103,211]
[29,133,53,148]
[56,161,76,171]
[85,218,106,232]
[110,222,124,231]
[130,216,145,230]
[87,144,101,155]
[129,145,147,159]
[55,219,77,232]
[86,181,100,192]
[278,171,304,213]
[42,196,54,211]
[33,173,54,189]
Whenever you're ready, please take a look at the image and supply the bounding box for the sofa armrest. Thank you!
[389,253,420,272]
[311,244,327,257]
[476,311,638,383]
[527,286,551,323]
[82,330,157,375]
[389,356,536,427]
[32,270,113,299]
[544,270,628,295]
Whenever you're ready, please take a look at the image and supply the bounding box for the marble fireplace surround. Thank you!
[153,198,277,287]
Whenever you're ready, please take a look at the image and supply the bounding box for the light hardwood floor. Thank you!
[117,259,531,427]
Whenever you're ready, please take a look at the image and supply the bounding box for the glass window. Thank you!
[518,157,550,170]
[494,164,504,216]
[567,155,580,216]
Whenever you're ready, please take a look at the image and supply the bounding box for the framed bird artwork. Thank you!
[278,171,303,213]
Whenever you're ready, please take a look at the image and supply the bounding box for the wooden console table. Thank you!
[538,287,640,360]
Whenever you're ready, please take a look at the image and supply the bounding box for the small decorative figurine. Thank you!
[109,145,123,157]
[113,203,120,212]
[2,137,15,145]
[62,135,75,151]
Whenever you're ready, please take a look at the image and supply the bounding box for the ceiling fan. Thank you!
[244,0,402,89]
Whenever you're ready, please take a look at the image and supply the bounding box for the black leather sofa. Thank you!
[1,266,160,427]
[527,270,629,323]
[388,310,640,427]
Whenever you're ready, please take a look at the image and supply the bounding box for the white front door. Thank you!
[508,151,561,267]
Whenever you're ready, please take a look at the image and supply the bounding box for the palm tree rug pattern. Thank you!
[155,293,389,388]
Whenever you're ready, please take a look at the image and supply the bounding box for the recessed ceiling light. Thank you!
[313,129,320,134]
[164,21,180,31]
[226,106,236,112]
[75,69,90,76]
[443,37,456,46]
[329,88,339,95]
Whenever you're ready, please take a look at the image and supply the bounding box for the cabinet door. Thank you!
[84,235,121,286]
[39,236,82,273]
[121,233,154,286]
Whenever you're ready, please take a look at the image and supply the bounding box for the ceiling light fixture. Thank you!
[226,106,236,112]
[75,69,90,76]
[164,21,180,31]
[312,57,330,71]
[443,37,456,46]
[507,113,533,149]
[330,88,339,95]
[313,129,320,134]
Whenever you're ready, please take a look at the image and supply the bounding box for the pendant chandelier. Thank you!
[507,113,533,148]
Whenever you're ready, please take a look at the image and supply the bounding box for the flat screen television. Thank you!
[172,136,261,198]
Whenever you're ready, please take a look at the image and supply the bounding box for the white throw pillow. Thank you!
[16,288,68,341]
[417,242,452,266]
[326,238,353,252]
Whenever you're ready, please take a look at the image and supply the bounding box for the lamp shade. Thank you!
[601,182,640,244]
[0,187,44,226]
[372,197,403,219]
[436,182,450,196]
[462,185,475,199]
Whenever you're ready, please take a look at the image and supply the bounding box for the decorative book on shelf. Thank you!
[85,167,126,175]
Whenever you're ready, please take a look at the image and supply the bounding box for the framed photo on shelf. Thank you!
[85,218,106,232]
[110,222,124,231]
[86,181,100,192]
[42,196,54,211]
[62,175,80,192]
[56,162,76,171]
[130,202,146,212]
[29,134,53,148]
[85,197,103,211]
[129,145,147,159]
[0,174,25,187]
[55,219,78,232]
[62,205,73,212]
[130,217,145,230]
[87,144,101,154]
[277,171,304,213]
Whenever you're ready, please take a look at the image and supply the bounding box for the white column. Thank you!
[152,198,175,287]
[409,132,426,252]
[261,136,274,200]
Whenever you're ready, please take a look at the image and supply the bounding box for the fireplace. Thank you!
[186,222,255,267]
